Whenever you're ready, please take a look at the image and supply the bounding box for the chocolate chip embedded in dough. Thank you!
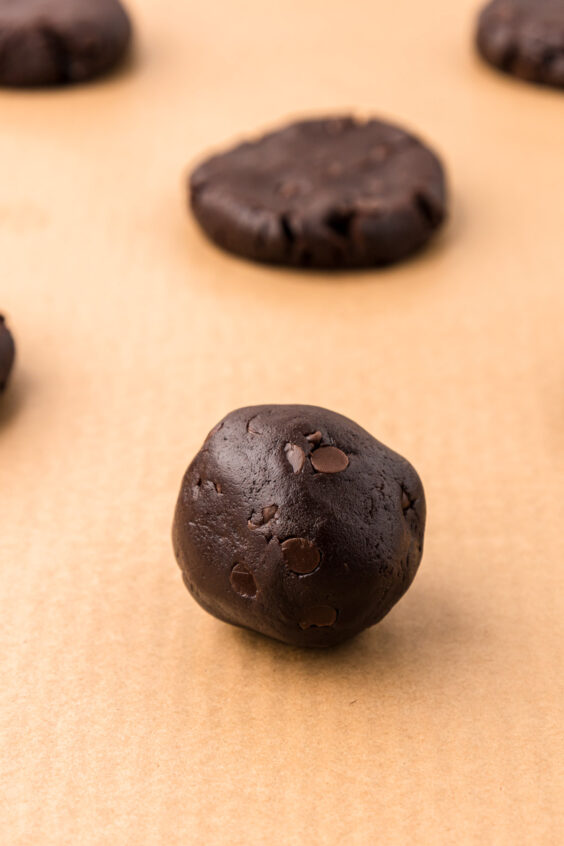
[248,504,278,529]
[285,443,305,473]
[230,564,257,598]
[306,431,323,446]
[281,538,320,575]
[310,446,349,474]
[299,606,338,629]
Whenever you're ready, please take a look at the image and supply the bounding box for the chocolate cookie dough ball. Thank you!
[0,315,15,392]
[477,0,564,89]
[172,405,426,648]
[0,0,132,87]
[189,116,447,269]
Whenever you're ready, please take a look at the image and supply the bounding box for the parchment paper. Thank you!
[1,1,563,843]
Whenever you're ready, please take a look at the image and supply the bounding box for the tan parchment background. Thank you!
[1,1,563,843]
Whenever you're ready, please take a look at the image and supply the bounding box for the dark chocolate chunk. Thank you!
[281,538,320,575]
[299,606,338,630]
[189,116,447,269]
[0,315,15,392]
[285,442,305,473]
[172,404,426,648]
[0,0,132,87]
[230,564,257,598]
[310,446,349,474]
[305,431,323,446]
[249,504,278,530]
[476,0,564,88]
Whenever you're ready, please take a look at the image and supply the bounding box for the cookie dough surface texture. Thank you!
[0,0,132,87]
[0,315,15,392]
[173,405,426,648]
[477,0,564,88]
[189,116,447,269]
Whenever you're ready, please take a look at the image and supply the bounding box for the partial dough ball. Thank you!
[0,0,132,87]
[477,0,564,89]
[0,315,15,393]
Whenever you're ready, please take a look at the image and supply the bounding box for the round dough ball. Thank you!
[189,116,447,269]
[0,0,132,87]
[477,0,564,88]
[172,405,426,648]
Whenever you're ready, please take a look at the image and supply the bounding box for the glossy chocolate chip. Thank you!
[306,431,323,446]
[281,538,320,574]
[230,564,257,598]
[311,446,349,473]
[299,606,338,629]
[285,443,305,473]
[248,504,278,529]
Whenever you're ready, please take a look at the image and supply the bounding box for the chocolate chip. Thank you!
[230,564,257,598]
[214,481,223,494]
[299,606,337,629]
[262,504,278,522]
[247,415,262,434]
[285,443,305,473]
[306,431,323,446]
[402,490,411,511]
[310,446,349,473]
[248,504,278,529]
[281,538,320,574]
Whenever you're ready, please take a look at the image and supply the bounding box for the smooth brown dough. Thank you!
[477,0,564,88]
[172,405,426,648]
[0,315,15,392]
[0,0,132,87]
[189,116,447,269]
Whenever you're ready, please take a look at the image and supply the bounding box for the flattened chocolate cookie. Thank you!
[172,405,426,648]
[477,0,564,88]
[189,116,447,269]
[0,0,132,87]
[0,315,15,392]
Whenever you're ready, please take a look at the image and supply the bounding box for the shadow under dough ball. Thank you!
[172,405,426,648]
[477,0,564,88]
[0,315,15,392]
[0,0,132,86]
[189,116,447,269]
